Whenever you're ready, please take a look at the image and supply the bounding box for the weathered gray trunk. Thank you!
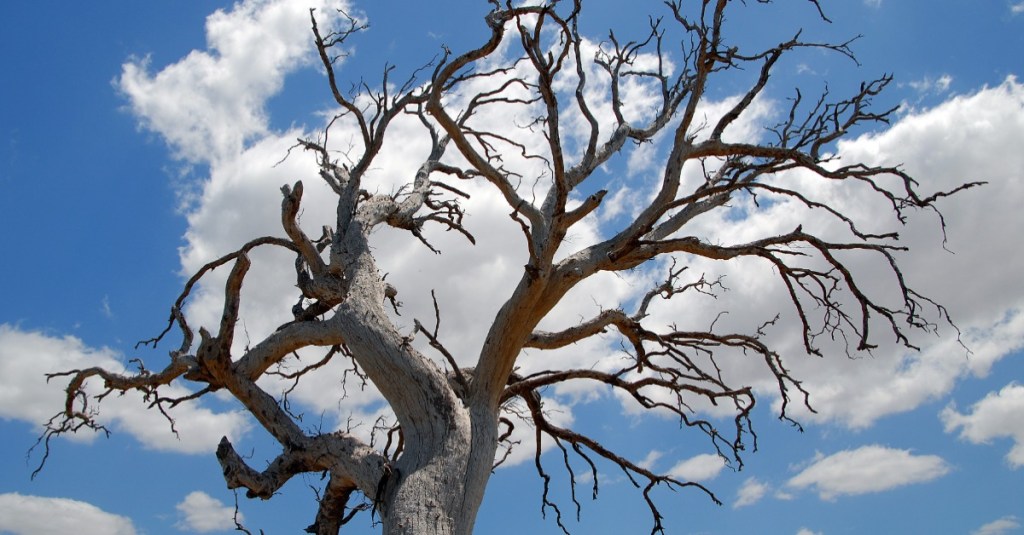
[326,218,506,534]
[381,406,498,534]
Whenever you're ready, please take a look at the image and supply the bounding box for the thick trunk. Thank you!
[381,407,498,535]
[327,223,503,534]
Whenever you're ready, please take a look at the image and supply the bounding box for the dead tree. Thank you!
[41,1,980,534]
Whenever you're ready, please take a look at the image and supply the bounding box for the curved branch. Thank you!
[137,237,297,351]
[217,433,387,510]
[281,181,328,277]
[427,4,547,230]
[232,319,347,381]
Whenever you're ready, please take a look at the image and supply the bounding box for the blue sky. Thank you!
[1,1,1023,534]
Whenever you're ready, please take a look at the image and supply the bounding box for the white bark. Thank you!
[381,408,497,534]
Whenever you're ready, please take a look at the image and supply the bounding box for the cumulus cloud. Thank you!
[112,0,392,438]
[785,308,1024,429]
[787,445,950,500]
[566,76,1024,435]
[830,78,1024,335]
[684,77,1024,430]
[667,453,727,482]
[112,0,679,443]
[119,0,348,164]
[175,491,240,533]
[942,383,1024,468]
[0,493,136,535]
[0,324,250,454]
[973,516,1021,535]
[115,0,1024,470]
[796,529,823,535]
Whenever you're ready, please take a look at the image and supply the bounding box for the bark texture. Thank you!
[40,1,981,534]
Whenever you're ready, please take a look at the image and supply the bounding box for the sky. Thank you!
[1,1,1023,534]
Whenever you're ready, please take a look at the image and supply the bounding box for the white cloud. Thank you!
[796,529,823,535]
[737,77,1024,429]
[1012,2,1024,15]
[175,491,239,533]
[667,453,727,482]
[942,383,1024,468]
[110,2,1024,498]
[973,515,1021,535]
[637,450,664,470]
[0,493,136,535]
[108,0,564,470]
[7,6,1021,534]
[116,0,1024,473]
[122,2,662,442]
[119,0,347,164]
[592,77,1024,432]
[0,324,251,454]
[787,445,950,500]
[787,308,1024,429]
[774,489,795,501]
[0,325,120,426]
[864,0,882,7]
[733,477,769,508]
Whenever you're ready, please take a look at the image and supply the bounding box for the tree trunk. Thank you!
[381,406,498,535]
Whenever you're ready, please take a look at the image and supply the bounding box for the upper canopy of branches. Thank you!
[40,1,980,533]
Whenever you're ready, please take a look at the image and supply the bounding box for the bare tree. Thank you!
[41,1,981,534]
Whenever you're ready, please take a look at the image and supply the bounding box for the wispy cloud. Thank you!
[637,450,664,470]
[787,445,950,500]
[973,515,1021,535]
[908,74,954,95]
[734,477,769,508]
